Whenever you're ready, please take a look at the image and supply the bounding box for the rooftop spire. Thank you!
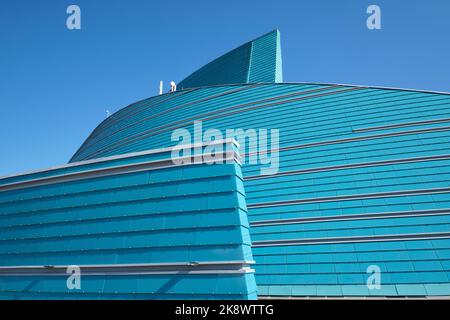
[178,29,283,90]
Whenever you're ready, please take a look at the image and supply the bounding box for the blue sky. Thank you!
[0,0,449,176]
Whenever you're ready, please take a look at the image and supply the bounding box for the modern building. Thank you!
[1,30,450,299]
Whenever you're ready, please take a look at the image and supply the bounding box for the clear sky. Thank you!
[0,0,449,176]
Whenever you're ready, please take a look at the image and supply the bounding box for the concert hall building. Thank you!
[1,30,450,299]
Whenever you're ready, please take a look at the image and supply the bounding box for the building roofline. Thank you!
[0,138,239,182]
[173,81,450,96]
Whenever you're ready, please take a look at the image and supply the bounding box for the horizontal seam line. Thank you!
[245,154,450,180]
[353,117,450,133]
[250,208,450,226]
[245,125,450,157]
[248,187,450,208]
[252,232,450,247]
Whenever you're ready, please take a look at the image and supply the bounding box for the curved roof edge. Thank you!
[173,81,450,96]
